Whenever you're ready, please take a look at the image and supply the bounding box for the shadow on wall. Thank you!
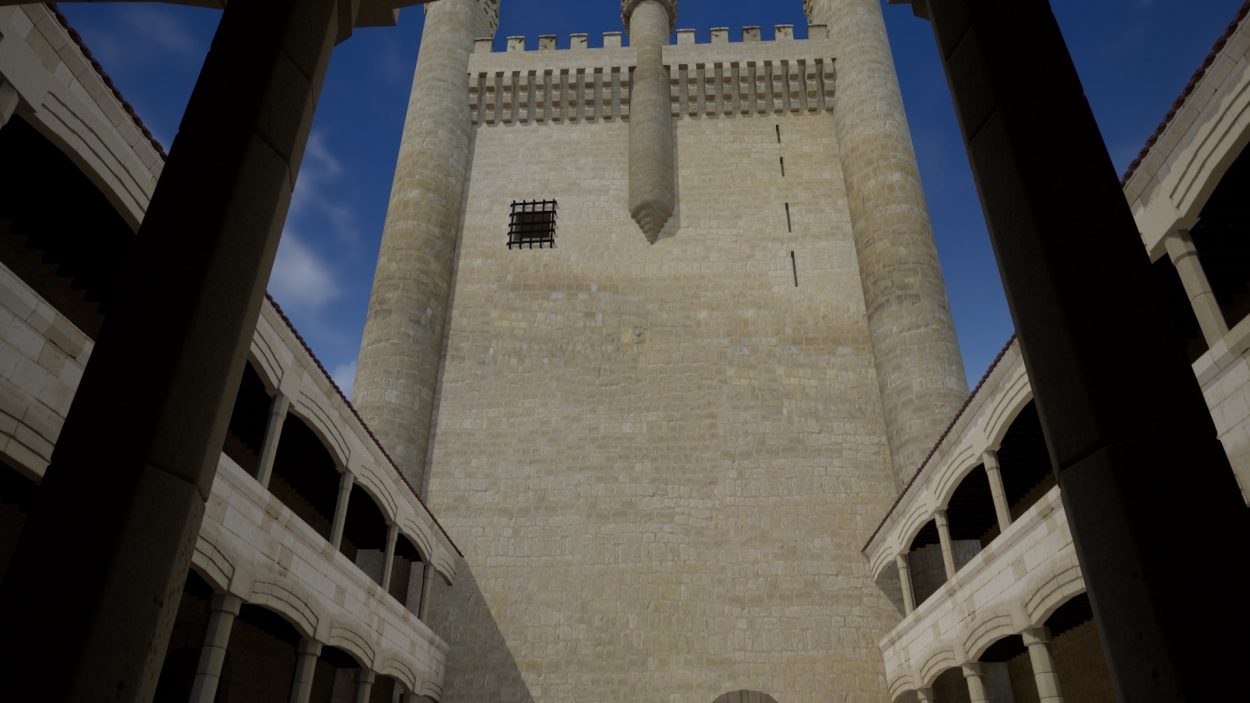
[427,560,534,703]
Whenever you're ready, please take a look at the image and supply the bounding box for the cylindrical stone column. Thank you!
[354,669,376,703]
[256,393,290,488]
[289,639,322,703]
[352,0,500,490]
[934,509,956,579]
[188,594,243,703]
[983,450,1013,532]
[804,0,968,486]
[622,0,678,242]
[380,522,399,589]
[916,687,936,702]
[1165,229,1228,346]
[895,552,916,615]
[962,662,990,703]
[330,470,354,549]
[1022,626,1064,703]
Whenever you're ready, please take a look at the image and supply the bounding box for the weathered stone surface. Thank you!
[352,0,499,490]
[806,0,969,486]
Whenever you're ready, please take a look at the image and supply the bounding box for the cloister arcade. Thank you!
[0,5,458,701]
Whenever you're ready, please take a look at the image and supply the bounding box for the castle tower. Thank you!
[805,0,969,484]
[352,0,500,488]
[411,2,915,699]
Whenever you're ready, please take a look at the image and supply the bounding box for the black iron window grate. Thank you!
[508,200,557,249]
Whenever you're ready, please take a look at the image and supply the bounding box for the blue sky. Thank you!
[59,0,1246,393]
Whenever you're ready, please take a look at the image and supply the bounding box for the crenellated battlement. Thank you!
[467,24,836,127]
[481,24,828,54]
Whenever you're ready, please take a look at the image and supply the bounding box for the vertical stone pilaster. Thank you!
[804,0,969,486]
[353,0,500,490]
[622,0,678,242]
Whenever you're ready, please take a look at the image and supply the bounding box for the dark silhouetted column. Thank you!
[904,0,1250,699]
[0,0,350,700]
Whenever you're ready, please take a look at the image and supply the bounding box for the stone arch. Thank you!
[1026,559,1087,628]
[289,393,350,469]
[918,649,960,689]
[983,368,1033,452]
[325,623,376,671]
[712,691,780,703]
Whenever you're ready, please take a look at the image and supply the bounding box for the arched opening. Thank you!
[224,362,272,477]
[341,484,390,583]
[978,635,1029,702]
[390,533,426,611]
[1189,143,1250,329]
[313,645,365,703]
[996,402,1055,521]
[0,457,38,585]
[930,668,970,703]
[906,520,945,607]
[269,414,342,542]
[1041,593,1116,702]
[945,466,997,552]
[0,115,136,338]
[152,570,215,703]
[218,603,302,702]
[712,691,780,703]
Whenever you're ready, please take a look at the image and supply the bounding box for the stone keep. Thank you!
[353,1,968,700]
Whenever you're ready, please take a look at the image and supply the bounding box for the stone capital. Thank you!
[621,0,677,31]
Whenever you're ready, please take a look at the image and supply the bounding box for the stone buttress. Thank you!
[352,0,500,489]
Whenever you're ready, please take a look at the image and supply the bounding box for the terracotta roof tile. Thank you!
[1121,0,1250,187]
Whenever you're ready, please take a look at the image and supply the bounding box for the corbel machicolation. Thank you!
[467,24,837,127]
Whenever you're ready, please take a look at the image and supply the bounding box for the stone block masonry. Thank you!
[424,104,902,701]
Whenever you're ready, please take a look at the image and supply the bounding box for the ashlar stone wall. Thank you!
[424,91,902,702]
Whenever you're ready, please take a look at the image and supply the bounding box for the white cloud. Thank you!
[270,229,341,310]
[332,359,358,398]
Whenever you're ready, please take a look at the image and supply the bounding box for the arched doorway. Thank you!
[713,691,780,703]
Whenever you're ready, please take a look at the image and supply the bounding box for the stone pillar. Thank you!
[909,0,1250,698]
[622,0,678,242]
[330,470,354,549]
[352,0,500,490]
[962,662,990,703]
[290,639,322,703]
[380,522,400,589]
[934,509,956,579]
[916,688,936,702]
[983,450,1013,532]
[256,393,290,488]
[418,562,435,620]
[1165,229,1228,346]
[1022,626,1064,703]
[188,593,243,703]
[895,552,916,615]
[0,80,18,128]
[804,0,969,486]
[0,0,352,698]
[355,669,376,703]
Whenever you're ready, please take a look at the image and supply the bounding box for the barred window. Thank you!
[508,200,557,249]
